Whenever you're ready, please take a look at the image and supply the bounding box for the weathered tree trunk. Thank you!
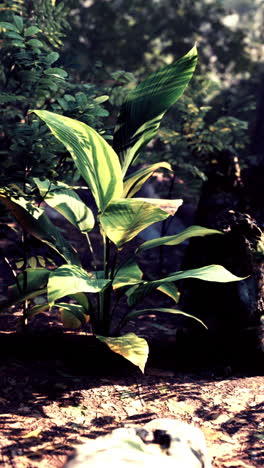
[177,150,263,373]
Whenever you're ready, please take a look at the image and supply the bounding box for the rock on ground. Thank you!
[64,418,211,468]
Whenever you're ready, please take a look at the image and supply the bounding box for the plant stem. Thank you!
[97,235,112,335]
[110,249,118,280]
[85,232,97,270]
[104,236,110,279]
[21,229,28,330]
[159,172,176,272]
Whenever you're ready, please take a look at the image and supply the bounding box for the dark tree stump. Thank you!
[177,151,263,373]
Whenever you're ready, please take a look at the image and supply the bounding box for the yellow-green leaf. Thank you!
[48,264,110,304]
[100,198,169,248]
[96,333,149,373]
[33,111,123,211]
[34,178,94,233]
[137,225,222,253]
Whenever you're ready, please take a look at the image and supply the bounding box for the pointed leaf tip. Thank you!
[96,333,149,373]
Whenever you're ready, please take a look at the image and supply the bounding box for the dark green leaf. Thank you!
[27,39,44,48]
[13,15,24,32]
[24,26,41,36]
[44,67,68,78]
[0,193,81,265]
[0,21,19,32]
[113,46,198,175]
[122,308,207,329]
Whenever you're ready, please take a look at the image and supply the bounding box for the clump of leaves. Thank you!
[0,47,245,372]
[0,0,109,190]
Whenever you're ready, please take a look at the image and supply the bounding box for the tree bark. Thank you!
[177,150,263,373]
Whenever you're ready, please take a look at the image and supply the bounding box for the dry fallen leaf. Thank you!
[22,427,42,439]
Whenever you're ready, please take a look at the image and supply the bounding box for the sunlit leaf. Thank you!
[157,282,180,302]
[127,265,246,306]
[56,302,90,328]
[34,178,94,233]
[113,46,198,175]
[135,197,183,215]
[48,264,110,304]
[96,333,149,373]
[123,162,172,198]
[100,198,169,248]
[33,111,123,211]
[113,258,143,289]
[137,225,222,253]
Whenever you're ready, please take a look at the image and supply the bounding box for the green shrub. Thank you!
[0,0,109,190]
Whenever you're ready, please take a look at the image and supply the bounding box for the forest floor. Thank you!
[0,321,263,468]
[0,213,263,468]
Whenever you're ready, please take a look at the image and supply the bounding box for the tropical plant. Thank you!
[0,47,245,372]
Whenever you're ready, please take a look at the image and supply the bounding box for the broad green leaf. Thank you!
[137,225,222,253]
[123,162,172,198]
[13,15,23,32]
[5,31,23,40]
[157,282,180,302]
[0,268,50,312]
[27,39,44,48]
[96,333,149,373]
[44,68,68,78]
[113,46,198,175]
[34,178,94,233]
[0,21,20,32]
[48,264,110,304]
[135,197,183,215]
[46,52,59,65]
[33,111,123,211]
[113,258,143,289]
[164,265,247,283]
[0,193,80,265]
[12,268,50,293]
[55,302,90,328]
[24,26,40,36]
[126,282,156,307]
[122,308,207,329]
[99,198,169,248]
[127,265,246,306]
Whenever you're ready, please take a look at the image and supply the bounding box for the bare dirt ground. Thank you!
[0,324,263,468]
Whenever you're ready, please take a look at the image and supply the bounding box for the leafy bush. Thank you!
[0,0,109,190]
[0,47,245,372]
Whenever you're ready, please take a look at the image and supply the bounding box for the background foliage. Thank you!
[0,0,109,191]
